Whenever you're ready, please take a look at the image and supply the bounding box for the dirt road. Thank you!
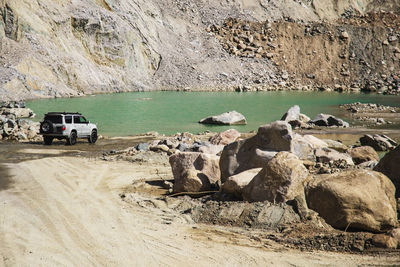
[0,143,399,266]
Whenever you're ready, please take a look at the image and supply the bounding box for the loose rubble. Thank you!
[209,13,400,95]
[340,102,400,127]
[0,102,40,141]
[103,117,399,252]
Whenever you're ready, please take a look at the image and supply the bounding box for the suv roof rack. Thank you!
[45,112,82,115]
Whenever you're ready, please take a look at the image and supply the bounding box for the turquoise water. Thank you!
[26,91,400,136]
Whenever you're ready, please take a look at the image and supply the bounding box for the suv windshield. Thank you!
[44,115,62,124]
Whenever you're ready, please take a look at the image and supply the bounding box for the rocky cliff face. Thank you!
[0,0,399,100]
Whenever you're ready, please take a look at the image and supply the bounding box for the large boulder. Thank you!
[281,105,301,128]
[219,121,293,182]
[243,152,309,203]
[221,168,261,199]
[348,146,379,165]
[310,113,349,127]
[209,129,241,145]
[199,111,246,125]
[315,147,354,165]
[360,134,397,151]
[280,105,312,129]
[306,169,397,232]
[374,145,400,197]
[169,152,220,193]
[292,134,329,161]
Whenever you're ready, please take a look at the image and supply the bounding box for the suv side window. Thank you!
[80,117,88,123]
[65,116,72,124]
[74,116,87,124]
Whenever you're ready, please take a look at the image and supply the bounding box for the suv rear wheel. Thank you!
[43,136,54,145]
[88,130,97,144]
[67,131,77,145]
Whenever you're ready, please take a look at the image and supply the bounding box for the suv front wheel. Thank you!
[67,131,77,145]
[88,130,97,144]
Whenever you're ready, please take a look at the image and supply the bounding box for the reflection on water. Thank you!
[27,91,400,136]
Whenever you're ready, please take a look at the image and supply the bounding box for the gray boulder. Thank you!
[310,113,349,127]
[136,143,149,151]
[199,111,247,125]
[176,142,189,152]
[219,121,293,182]
[292,134,328,161]
[221,168,261,199]
[243,152,309,203]
[169,152,220,193]
[281,105,301,128]
[374,145,400,197]
[360,134,397,151]
[306,169,397,232]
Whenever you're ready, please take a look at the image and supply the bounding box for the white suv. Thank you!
[40,112,98,145]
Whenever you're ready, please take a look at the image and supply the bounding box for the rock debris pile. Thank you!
[0,102,39,141]
[340,102,400,126]
[210,12,400,94]
[166,121,399,249]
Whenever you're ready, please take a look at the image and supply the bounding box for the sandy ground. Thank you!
[0,140,399,266]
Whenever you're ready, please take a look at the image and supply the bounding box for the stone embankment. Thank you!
[0,101,39,141]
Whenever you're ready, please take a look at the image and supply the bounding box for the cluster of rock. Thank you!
[340,102,399,126]
[281,105,349,129]
[0,102,39,141]
[167,120,399,244]
[362,73,400,95]
[205,13,400,96]
[208,18,276,59]
[105,129,242,163]
[199,105,349,129]
[341,102,398,113]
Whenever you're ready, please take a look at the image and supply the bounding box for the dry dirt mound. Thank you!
[211,12,400,94]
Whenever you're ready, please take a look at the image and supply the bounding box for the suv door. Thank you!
[73,115,83,137]
[79,116,90,136]
[73,115,89,137]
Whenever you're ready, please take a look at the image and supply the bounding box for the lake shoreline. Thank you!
[25,91,400,137]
